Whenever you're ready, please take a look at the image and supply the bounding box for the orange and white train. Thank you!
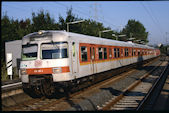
[19,30,160,97]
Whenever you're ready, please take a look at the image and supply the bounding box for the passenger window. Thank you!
[127,48,129,56]
[104,48,107,59]
[81,46,88,61]
[134,49,136,56]
[125,48,128,57]
[99,47,103,60]
[72,42,75,57]
[99,48,103,60]
[109,48,112,58]
[138,50,140,56]
[117,48,120,58]
[114,48,117,58]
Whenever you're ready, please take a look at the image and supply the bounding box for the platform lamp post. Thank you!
[112,34,126,41]
[136,40,142,44]
[66,20,85,32]
[128,38,136,41]
[118,34,126,40]
[99,30,112,37]
[112,34,118,40]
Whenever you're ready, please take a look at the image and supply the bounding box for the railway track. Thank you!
[2,56,167,111]
[2,67,139,111]
[98,56,168,110]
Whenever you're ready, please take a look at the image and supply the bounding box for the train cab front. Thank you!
[20,31,71,97]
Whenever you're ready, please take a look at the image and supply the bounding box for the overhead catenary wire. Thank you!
[3,2,122,30]
[140,2,164,35]
[146,2,164,33]
[54,2,121,29]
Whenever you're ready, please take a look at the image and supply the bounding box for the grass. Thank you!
[1,61,8,81]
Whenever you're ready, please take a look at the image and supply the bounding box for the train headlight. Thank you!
[53,67,62,74]
[38,30,45,35]
[20,68,27,75]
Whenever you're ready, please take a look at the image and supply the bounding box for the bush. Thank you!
[1,61,8,81]
[1,61,20,81]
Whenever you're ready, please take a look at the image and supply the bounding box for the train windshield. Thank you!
[22,44,38,61]
[41,42,68,59]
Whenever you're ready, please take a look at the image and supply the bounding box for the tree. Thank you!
[58,8,117,39]
[1,8,119,62]
[31,9,59,32]
[1,14,11,61]
[17,19,32,38]
[58,7,80,31]
[80,19,105,37]
[121,19,149,44]
[1,14,21,61]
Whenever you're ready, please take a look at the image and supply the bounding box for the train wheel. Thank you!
[22,84,42,98]
[42,79,55,98]
[33,86,43,98]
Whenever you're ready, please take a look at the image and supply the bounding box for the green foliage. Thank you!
[1,8,149,63]
[77,19,105,37]
[58,7,80,32]
[1,60,8,81]
[121,19,149,44]
[57,8,115,40]
[31,9,59,32]
[159,45,169,54]
[1,8,150,81]
[1,14,32,62]
[1,60,19,81]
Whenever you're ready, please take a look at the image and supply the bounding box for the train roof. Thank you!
[67,31,154,49]
[23,30,155,50]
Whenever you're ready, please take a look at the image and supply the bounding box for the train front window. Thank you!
[22,44,38,60]
[41,42,68,59]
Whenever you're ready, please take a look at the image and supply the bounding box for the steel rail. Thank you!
[1,82,22,89]
[99,60,163,110]
[30,68,137,111]
[4,60,152,111]
[2,57,160,111]
[34,58,159,111]
[136,58,169,110]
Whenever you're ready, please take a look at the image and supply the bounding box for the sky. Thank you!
[1,1,169,45]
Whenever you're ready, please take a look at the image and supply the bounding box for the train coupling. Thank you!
[29,77,45,86]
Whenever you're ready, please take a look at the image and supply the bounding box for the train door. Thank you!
[90,45,97,74]
[71,42,78,75]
